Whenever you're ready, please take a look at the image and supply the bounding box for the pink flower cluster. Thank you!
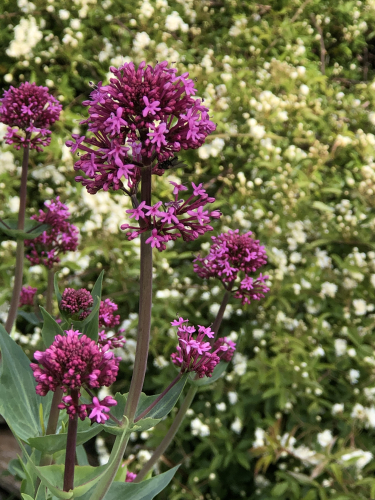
[19,285,37,307]
[0,82,62,151]
[121,181,221,250]
[25,197,79,269]
[126,471,137,482]
[31,329,120,420]
[60,288,93,314]
[194,229,270,304]
[170,318,234,378]
[66,61,216,195]
[213,337,236,362]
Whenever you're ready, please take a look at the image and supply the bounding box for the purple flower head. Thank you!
[60,288,93,315]
[120,181,221,251]
[88,396,117,423]
[213,337,236,362]
[19,285,37,307]
[193,230,270,305]
[31,329,121,397]
[0,82,62,151]
[125,472,137,483]
[25,197,79,269]
[80,298,121,329]
[170,318,228,378]
[67,61,216,195]
[98,329,126,350]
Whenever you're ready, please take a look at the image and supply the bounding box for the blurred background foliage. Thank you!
[2,0,375,498]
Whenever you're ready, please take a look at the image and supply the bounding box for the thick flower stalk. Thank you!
[19,285,37,307]
[25,197,79,269]
[31,329,121,421]
[121,181,221,250]
[0,82,62,151]
[170,317,235,378]
[66,61,216,195]
[194,229,270,304]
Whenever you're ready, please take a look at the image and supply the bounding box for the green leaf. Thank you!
[17,310,41,325]
[0,324,52,442]
[85,271,104,342]
[70,299,101,341]
[29,424,103,454]
[103,466,179,500]
[187,362,229,387]
[0,219,49,240]
[40,307,64,348]
[54,273,62,305]
[312,201,334,213]
[271,482,289,496]
[22,495,35,500]
[130,417,161,433]
[76,446,89,466]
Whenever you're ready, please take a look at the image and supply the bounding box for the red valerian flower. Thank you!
[19,285,37,307]
[66,61,216,195]
[0,82,62,151]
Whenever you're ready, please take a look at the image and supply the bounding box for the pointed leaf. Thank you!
[187,362,229,387]
[17,310,41,325]
[0,324,52,442]
[0,219,49,240]
[29,424,103,454]
[40,307,64,347]
[76,446,89,466]
[54,274,62,305]
[104,466,179,500]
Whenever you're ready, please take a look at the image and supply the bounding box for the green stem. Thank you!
[63,389,79,492]
[5,143,30,334]
[46,268,54,314]
[124,165,153,424]
[134,373,182,423]
[211,284,233,343]
[135,386,198,482]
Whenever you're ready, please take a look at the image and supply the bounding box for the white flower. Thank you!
[7,16,42,58]
[341,450,373,469]
[315,249,332,268]
[253,329,265,340]
[332,403,344,415]
[139,0,154,18]
[299,84,309,95]
[317,430,334,447]
[301,278,312,289]
[133,32,151,53]
[320,282,338,298]
[371,275,375,287]
[311,346,325,357]
[336,134,352,147]
[153,355,169,369]
[365,407,375,428]
[165,11,188,32]
[232,353,247,376]
[59,9,70,19]
[353,299,367,316]
[231,417,243,434]
[351,403,366,420]
[228,391,238,405]
[364,388,375,402]
[191,418,210,437]
[137,450,152,463]
[216,402,226,412]
[349,369,360,384]
[253,428,266,448]
[334,339,347,357]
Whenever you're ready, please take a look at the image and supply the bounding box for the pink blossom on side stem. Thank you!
[126,472,137,482]
[120,181,221,251]
[19,285,37,307]
[60,288,93,314]
[25,197,79,269]
[193,229,270,305]
[170,318,232,378]
[0,82,62,151]
[66,61,216,195]
[31,329,120,420]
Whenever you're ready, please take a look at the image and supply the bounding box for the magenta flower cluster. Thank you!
[25,197,79,269]
[19,285,37,307]
[0,82,62,151]
[31,329,120,420]
[60,288,93,314]
[194,229,270,304]
[121,181,221,250]
[66,61,216,195]
[170,318,234,378]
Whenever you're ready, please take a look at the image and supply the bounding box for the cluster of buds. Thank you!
[121,181,221,250]
[66,61,216,195]
[194,229,270,304]
[25,197,79,269]
[19,285,37,307]
[0,82,62,151]
[170,318,236,378]
[60,287,125,348]
[31,329,121,421]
